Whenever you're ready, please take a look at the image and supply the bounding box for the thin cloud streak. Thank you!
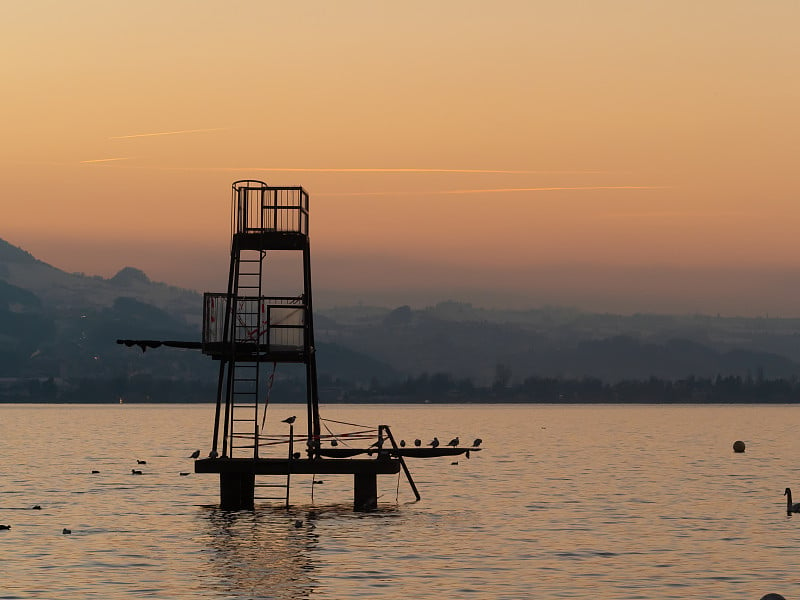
[231,167,614,175]
[62,162,625,175]
[79,157,131,163]
[599,210,746,219]
[109,127,229,140]
[317,186,667,197]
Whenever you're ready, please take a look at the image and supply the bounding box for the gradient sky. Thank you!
[2,1,799,315]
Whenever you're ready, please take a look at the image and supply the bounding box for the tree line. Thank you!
[3,371,800,403]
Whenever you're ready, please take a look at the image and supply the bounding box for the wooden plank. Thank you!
[195,457,401,476]
[316,447,481,459]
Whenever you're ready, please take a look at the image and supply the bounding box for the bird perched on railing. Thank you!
[400,439,406,447]
[414,439,422,447]
[282,416,297,424]
[429,437,440,448]
[189,449,200,459]
[472,438,482,447]
[447,437,460,447]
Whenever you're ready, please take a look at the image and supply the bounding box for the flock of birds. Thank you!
[0,433,482,533]
[0,453,202,534]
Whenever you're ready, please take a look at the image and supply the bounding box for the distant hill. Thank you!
[0,237,398,389]
[0,239,201,324]
[4,236,800,397]
[314,301,800,384]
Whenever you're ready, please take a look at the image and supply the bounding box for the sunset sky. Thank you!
[2,1,799,315]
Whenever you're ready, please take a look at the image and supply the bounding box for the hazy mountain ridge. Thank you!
[2,237,800,392]
[315,303,800,384]
[0,237,398,388]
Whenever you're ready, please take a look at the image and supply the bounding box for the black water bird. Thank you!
[62,528,71,535]
[137,459,147,465]
[414,439,421,447]
[472,438,482,447]
[429,437,440,448]
[447,437,460,447]
[451,461,458,465]
[179,472,190,476]
[208,450,218,459]
[131,469,143,475]
[189,450,200,459]
[91,470,100,474]
[0,525,10,530]
[313,480,324,484]
[282,416,297,424]
[400,439,406,447]
[31,505,41,510]
[293,452,301,459]
[330,439,339,446]
[785,488,800,514]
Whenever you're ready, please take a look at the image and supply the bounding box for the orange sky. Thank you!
[2,1,799,315]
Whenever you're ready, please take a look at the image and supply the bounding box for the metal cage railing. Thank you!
[232,180,308,235]
[202,293,306,353]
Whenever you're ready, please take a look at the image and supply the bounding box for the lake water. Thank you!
[1,403,799,599]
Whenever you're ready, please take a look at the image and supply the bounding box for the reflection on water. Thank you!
[200,504,409,600]
[202,507,319,599]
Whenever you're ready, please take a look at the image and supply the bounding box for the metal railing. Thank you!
[202,293,306,352]
[232,180,308,235]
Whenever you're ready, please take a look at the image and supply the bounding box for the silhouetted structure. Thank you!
[118,181,476,510]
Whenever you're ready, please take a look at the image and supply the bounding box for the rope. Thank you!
[320,417,374,429]
[395,470,401,503]
[320,421,377,447]
[259,362,277,431]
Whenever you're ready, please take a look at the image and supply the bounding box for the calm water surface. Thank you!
[1,403,800,599]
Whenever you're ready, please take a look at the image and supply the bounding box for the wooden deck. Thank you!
[194,456,401,476]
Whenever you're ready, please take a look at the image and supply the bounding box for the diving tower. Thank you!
[118,180,477,511]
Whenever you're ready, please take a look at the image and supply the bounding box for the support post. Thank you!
[353,473,378,511]
[220,472,255,510]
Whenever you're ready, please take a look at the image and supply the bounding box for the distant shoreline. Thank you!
[3,398,799,405]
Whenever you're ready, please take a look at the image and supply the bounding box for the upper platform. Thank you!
[232,181,308,240]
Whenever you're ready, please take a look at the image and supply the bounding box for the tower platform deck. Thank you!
[233,231,307,251]
[194,457,401,476]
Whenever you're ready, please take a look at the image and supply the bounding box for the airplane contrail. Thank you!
[599,210,742,219]
[72,162,623,175]
[79,157,131,163]
[317,185,666,196]
[109,127,229,140]
[211,167,616,175]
